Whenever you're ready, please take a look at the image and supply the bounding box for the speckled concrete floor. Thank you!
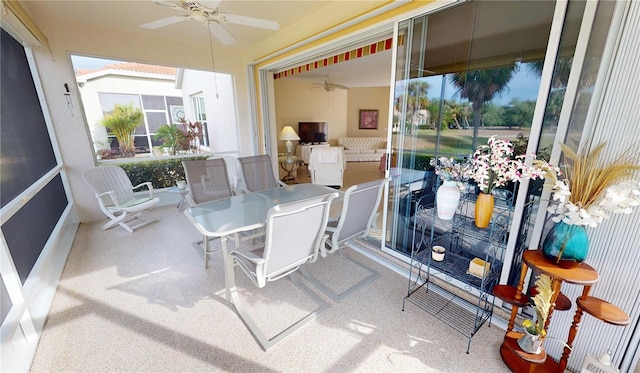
[30,202,511,373]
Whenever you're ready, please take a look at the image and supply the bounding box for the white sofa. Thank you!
[337,137,387,162]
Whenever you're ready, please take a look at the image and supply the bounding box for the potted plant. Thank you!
[154,123,185,155]
[98,103,143,158]
[155,119,204,155]
[176,118,203,153]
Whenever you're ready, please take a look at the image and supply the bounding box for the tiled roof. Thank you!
[76,62,176,76]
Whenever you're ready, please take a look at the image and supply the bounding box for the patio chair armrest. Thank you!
[132,182,155,197]
[96,190,120,208]
[230,249,264,263]
[318,233,331,258]
[370,212,381,231]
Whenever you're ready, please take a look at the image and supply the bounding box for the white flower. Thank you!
[468,136,523,194]
[430,156,471,182]
[545,176,640,227]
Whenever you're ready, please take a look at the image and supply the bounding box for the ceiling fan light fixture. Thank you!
[142,0,279,45]
[191,9,210,23]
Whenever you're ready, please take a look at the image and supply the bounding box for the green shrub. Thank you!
[115,156,208,189]
[399,152,434,171]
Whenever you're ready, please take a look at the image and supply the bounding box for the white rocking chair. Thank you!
[82,166,160,233]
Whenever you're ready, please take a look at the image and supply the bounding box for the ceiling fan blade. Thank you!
[140,16,188,29]
[334,84,349,90]
[151,0,183,9]
[222,13,279,30]
[208,21,236,45]
[198,0,222,11]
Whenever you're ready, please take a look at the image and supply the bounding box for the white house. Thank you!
[76,61,240,157]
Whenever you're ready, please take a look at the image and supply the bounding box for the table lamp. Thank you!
[278,126,300,163]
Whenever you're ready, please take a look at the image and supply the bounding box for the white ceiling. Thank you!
[20,0,393,88]
[22,0,328,48]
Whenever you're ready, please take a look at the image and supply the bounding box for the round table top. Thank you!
[577,296,630,326]
[493,285,530,307]
[523,250,599,285]
[168,186,189,194]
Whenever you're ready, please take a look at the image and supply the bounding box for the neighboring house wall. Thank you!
[179,69,240,155]
[76,70,182,154]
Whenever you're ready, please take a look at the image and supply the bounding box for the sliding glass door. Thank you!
[383,0,592,288]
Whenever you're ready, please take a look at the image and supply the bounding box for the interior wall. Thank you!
[346,86,390,137]
[273,78,348,152]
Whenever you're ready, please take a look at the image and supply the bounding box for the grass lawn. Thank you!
[394,127,529,156]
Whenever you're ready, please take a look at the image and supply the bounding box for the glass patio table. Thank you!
[184,183,341,300]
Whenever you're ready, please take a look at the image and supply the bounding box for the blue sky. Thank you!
[71,55,122,69]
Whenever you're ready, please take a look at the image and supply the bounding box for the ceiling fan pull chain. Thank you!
[207,22,220,99]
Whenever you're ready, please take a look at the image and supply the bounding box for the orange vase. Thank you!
[475,192,494,229]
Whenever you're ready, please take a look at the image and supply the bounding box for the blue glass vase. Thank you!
[542,222,589,267]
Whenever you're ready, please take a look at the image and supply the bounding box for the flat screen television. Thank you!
[298,122,328,144]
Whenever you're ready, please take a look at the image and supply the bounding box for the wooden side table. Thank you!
[278,156,303,183]
[497,250,606,372]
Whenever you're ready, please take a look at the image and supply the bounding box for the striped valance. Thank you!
[274,35,403,79]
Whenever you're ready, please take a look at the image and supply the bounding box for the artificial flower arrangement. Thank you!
[429,156,471,182]
[534,142,640,228]
[522,273,553,340]
[466,135,531,194]
[518,273,554,354]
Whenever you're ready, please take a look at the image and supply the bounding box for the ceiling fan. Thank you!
[139,0,280,45]
[313,76,349,92]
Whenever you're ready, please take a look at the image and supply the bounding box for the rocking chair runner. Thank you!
[82,166,160,233]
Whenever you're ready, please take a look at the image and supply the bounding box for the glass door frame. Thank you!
[379,0,591,289]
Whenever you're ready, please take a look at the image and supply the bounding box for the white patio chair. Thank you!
[301,178,390,302]
[238,154,286,192]
[182,158,233,206]
[182,159,237,268]
[207,155,247,195]
[225,192,338,351]
[82,166,160,233]
[309,147,345,188]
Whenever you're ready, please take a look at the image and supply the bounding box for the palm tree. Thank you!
[451,65,519,148]
[395,80,430,133]
[99,103,143,157]
[154,123,184,155]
